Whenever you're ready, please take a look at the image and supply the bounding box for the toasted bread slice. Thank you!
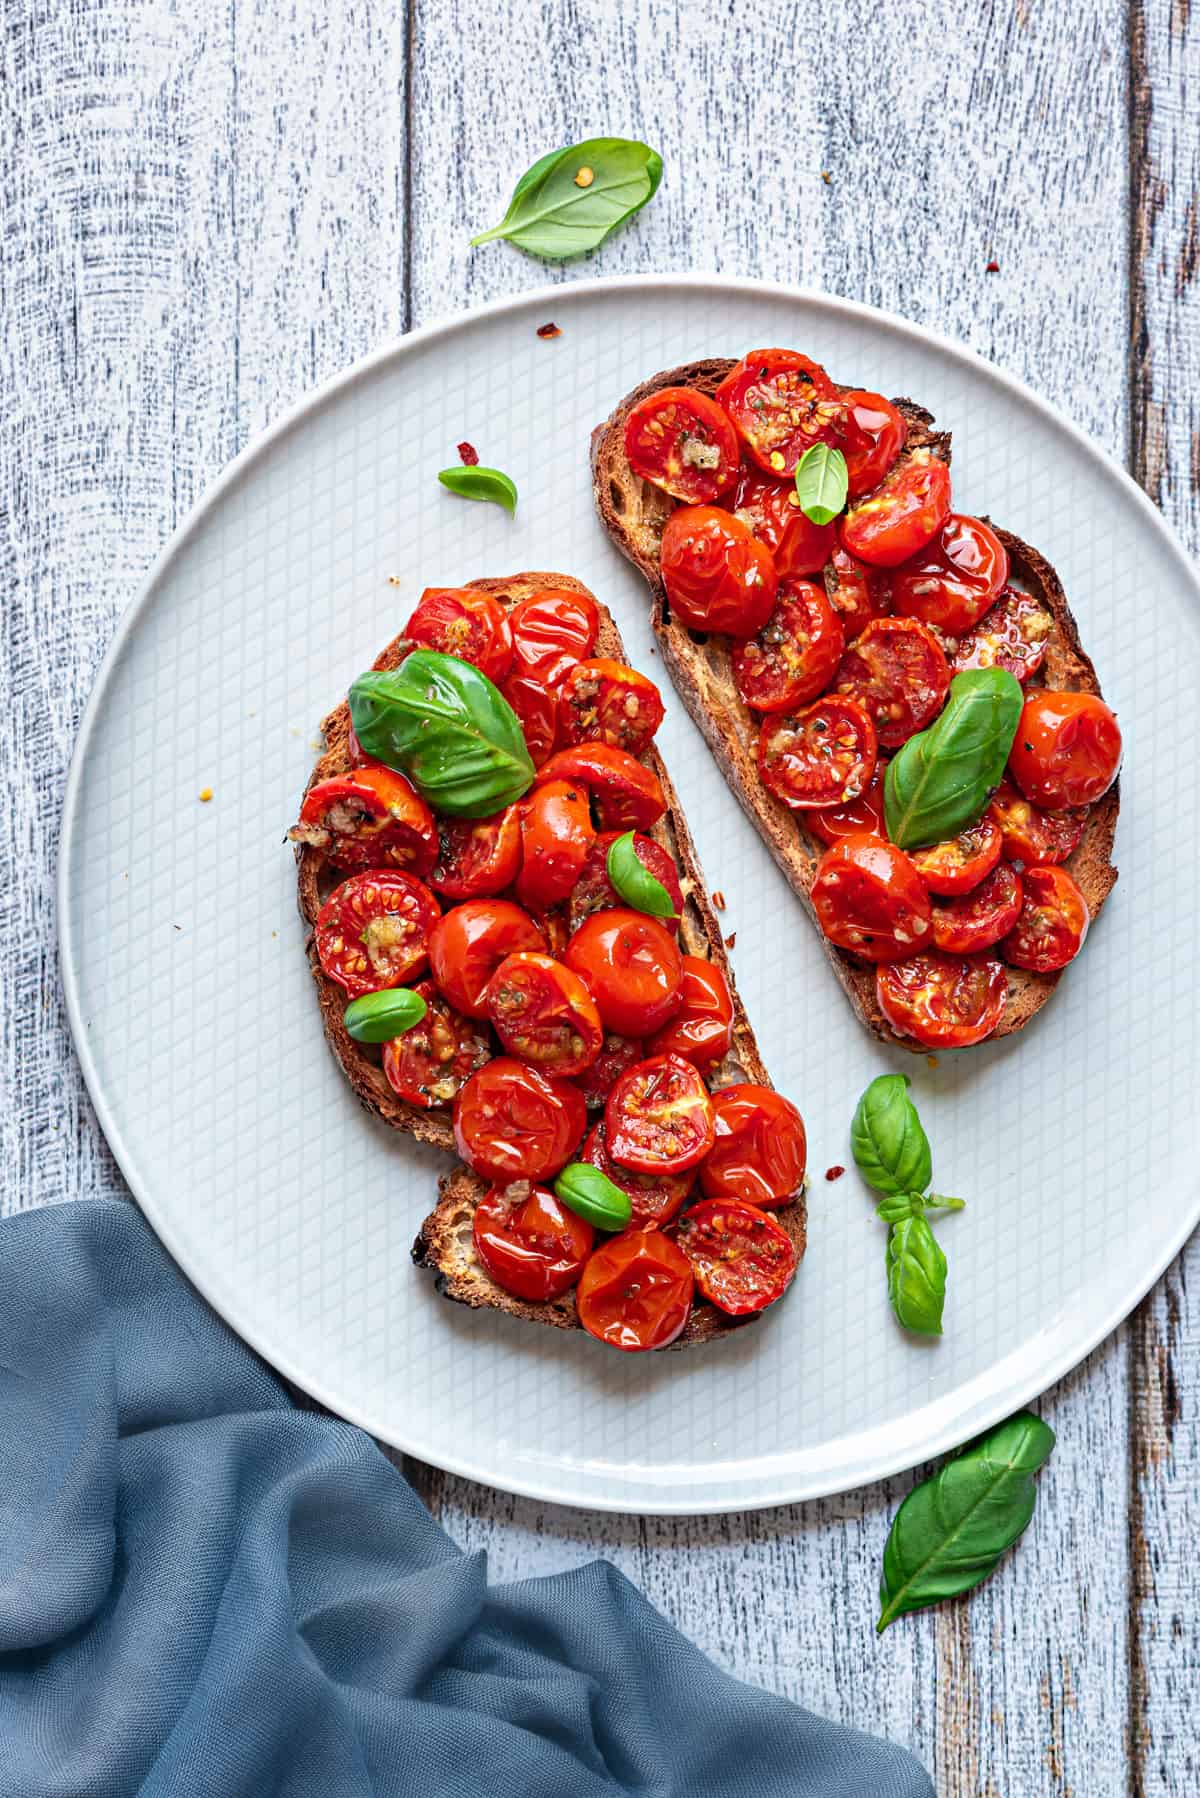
[592,360,1118,1048]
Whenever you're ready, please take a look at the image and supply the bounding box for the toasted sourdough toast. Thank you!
[296,572,806,1346]
[592,360,1119,1048]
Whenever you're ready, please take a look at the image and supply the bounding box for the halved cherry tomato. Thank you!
[839,449,951,568]
[535,745,667,832]
[315,871,441,999]
[986,778,1087,867]
[381,979,490,1109]
[453,1058,586,1183]
[838,390,907,496]
[1008,690,1122,809]
[605,1053,716,1173]
[576,1036,646,1109]
[428,898,546,1018]
[513,779,595,911]
[485,951,603,1078]
[931,863,1023,954]
[404,587,512,683]
[824,545,892,644]
[580,1121,694,1225]
[835,615,950,748]
[660,505,777,637]
[909,815,1003,897]
[508,589,599,686]
[951,588,1052,683]
[623,386,740,504]
[800,761,887,845]
[558,658,665,755]
[876,951,1008,1048]
[892,514,1009,636]
[648,955,734,1065]
[565,910,683,1037]
[732,579,845,713]
[758,694,878,810]
[501,674,558,766]
[715,349,842,477]
[674,1198,797,1316]
[728,465,836,578]
[698,1085,807,1208]
[567,831,684,936]
[811,834,933,962]
[472,1182,593,1302]
[429,805,521,900]
[290,765,438,874]
[576,1228,694,1351]
[1000,864,1089,972]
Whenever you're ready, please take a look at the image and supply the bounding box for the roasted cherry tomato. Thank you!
[1000,864,1089,972]
[535,745,666,832]
[811,833,933,962]
[660,505,778,637]
[513,779,595,911]
[507,589,599,686]
[428,898,546,1018]
[758,694,878,810]
[567,831,684,937]
[291,764,438,874]
[675,1198,797,1316]
[565,909,683,1037]
[986,778,1087,867]
[315,871,441,999]
[728,464,836,578]
[381,979,490,1109]
[576,1228,694,1351]
[698,1085,807,1208]
[876,951,1008,1048]
[429,805,521,900]
[909,815,1003,897]
[1008,690,1122,810]
[951,588,1052,683]
[485,951,603,1078]
[605,1053,716,1174]
[623,385,740,504]
[647,956,734,1064]
[473,1182,594,1302]
[838,390,907,496]
[404,587,512,683]
[891,514,1009,636]
[575,1036,647,1109]
[558,657,665,756]
[715,349,842,477]
[800,761,887,846]
[931,862,1024,954]
[501,673,559,766]
[839,449,951,569]
[824,545,893,644]
[732,579,845,713]
[580,1121,694,1226]
[835,615,951,749]
[453,1058,586,1183]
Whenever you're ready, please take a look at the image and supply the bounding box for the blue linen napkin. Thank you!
[0,1200,934,1797]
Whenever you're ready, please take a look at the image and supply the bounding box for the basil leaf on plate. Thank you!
[437,465,518,515]
[851,1074,933,1198]
[554,1163,633,1231]
[349,650,535,818]
[884,668,1023,850]
[469,138,663,262]
[794,443,849,525]
[874,1193,925,1224]
[343,987,427,1044]
[606,830,677,919]
[877,1411,1056,1632]
[886,1214,947,1336]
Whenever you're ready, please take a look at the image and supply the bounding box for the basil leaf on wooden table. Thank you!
[470,138,663,262]
[794,443,848,525]
[437,466,518,515]
[349,650,535,818]
[885,1213,947,1336]
[851,1074,932,1198]
[343,987,427,1044]
[606,830,677,919]
[877,1411,1056,1632]
[554,1163,632,1231]
[884,667,1023,850]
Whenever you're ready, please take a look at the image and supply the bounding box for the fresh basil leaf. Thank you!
[851,1074,932,1198]
[877,1411,1056,1632]
[606,830,677,919]
[885,668,1023,850]
[554,1162,633,1232]
[794,443,849,525]
[350,650,535,818]
[469,138,663,262]
[925,1193,966,1212]
[886,1214,947,1335]
[437,466,518,515]
[343,986,427,1044]
[874,1193,925,1224]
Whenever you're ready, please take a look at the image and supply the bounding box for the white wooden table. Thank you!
[3,2,1197,1789]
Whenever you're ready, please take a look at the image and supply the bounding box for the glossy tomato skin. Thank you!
[558,658,665,756]
[429,805,522,900]
[986,778,1087,866]
[800,761,887,845]
[580,1121,694,1226]
[660,506,778,637]
[824,546,893,643]
[472,1182,593,1302]
[909,815,1003,897]
[513,779,595,911]
[931,862,1024,954]
[758,694,878,810]
[535,745,667,832]
[732,579,845,713]
[566,832,684,937]
[292,764,438,875]
[315,871,441,999]
[727,465,836,578]
[576,1228,694,1351]
[876,951,1008,1048]
[715,349,842,477]
[604,1053,716,1174]
[575,1036,647,1109]
[647,956,734,1065]
[501,673,559,766]
[453,1058,586,1183]
[839,390,907,496]
[485,951,603,1078]
[674,1199,797,1316]
[891,514,1009,636]
[1008,690,1122,809]
[428,898,546,1018]
[623,386,740,504]
[839,449,951,569]
[811,833,934,963]
[565,909,683,1037]
[404,587,513,683]
[507,589,599,686]
[951,588,1052,683]
[698,1085,807,1209]
[381,980,490,1109]
[1000,864,1089,972]
[834,615,951,749]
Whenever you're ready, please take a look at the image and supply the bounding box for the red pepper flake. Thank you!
[985,260,1000,273]
[825,1165,846,1182]
[457,441,479,466]
[724,931,737,949]
[711,890,727,912]
[536,322,562,339]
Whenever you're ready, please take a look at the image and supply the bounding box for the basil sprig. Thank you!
[437,466,517,515]
[343,987,427,1044]
[877,1411,1056,1632]
[794,443,848,525]
[470,138,663,262]
[350,650,535,818]
[554,1163,632,1231]
[606,831,677,919]
[885,668,1023,850]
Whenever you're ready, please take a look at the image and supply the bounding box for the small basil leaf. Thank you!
[851,1074,933,1198]
[554,1163,633,1232]
[350,650,535,818]
[886,1215,947,1336]
[343,986,428,1044]
[877,1411,1056,1632]
[606,831,677,919]
[926,1193,966,1212]
[874,1193,925,1224]
[437,466,518,515]
[794,443,849,525]
[469,138,663,262]
[885,668,1024,850]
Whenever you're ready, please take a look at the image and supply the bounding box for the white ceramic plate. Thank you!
[61,276,1200,1513]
